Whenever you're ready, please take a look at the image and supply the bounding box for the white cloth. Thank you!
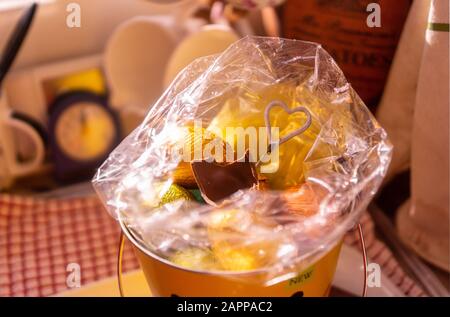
[395,0,449,271]
[376,0,432,181]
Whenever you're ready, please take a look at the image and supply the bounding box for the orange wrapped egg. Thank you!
[282,182,327,217]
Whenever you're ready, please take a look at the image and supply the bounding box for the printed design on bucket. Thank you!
[286,266,315,289]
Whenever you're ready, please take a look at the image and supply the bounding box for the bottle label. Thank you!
[283,0,411,110]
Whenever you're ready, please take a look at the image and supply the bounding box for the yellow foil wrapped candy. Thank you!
[169,248,219,271]
[211,242,261,271]
[159,184,194,206]
[141,183,194,210]
[172,126,231,189]
[207,209,280,271]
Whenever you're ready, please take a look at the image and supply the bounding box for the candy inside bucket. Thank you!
[93,36,392,287]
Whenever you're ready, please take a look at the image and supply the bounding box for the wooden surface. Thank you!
[58,269,354,297]
[57,270,150,297]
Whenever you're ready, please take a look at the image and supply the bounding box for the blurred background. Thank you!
[0,0,448,297]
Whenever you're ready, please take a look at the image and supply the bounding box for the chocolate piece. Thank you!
[191,152,258,205]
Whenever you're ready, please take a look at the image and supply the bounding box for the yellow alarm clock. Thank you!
[48,90,121,182]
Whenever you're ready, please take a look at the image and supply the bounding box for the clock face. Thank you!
[55,101,117,161]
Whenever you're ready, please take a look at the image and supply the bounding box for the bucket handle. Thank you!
[117,223,368,297]
[358,223,368,297]
[117,233,126,297]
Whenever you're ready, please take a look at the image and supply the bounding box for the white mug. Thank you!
[105,16,239,130]
[104,15,180,112]
[163,23,239,88]
[103,12,206,135]
[104,5,204,110]
[0,93,45,189]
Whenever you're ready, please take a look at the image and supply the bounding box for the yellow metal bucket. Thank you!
[119,220,344,297]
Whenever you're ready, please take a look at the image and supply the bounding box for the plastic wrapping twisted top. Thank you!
[93,36,392,284]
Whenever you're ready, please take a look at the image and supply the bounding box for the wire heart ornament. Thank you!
[263,100,312,152]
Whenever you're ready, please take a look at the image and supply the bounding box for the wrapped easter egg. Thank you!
[172,126,230,188]
[211,242,260,271]
[282,182,328,218]
[211,239,283,271]
[207,208,280,271]
[206,208,277,233]
[141,183,194,210]
[207,209,249,232]
[172,162,197,189]
[169,247,219,271]
[159,184,195,206]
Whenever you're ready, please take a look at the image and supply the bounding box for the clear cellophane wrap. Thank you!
[93,37,392,285]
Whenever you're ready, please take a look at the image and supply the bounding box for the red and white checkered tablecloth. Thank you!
[0,194,139,297]
[345,213,425,297]
[0,194,425,297]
